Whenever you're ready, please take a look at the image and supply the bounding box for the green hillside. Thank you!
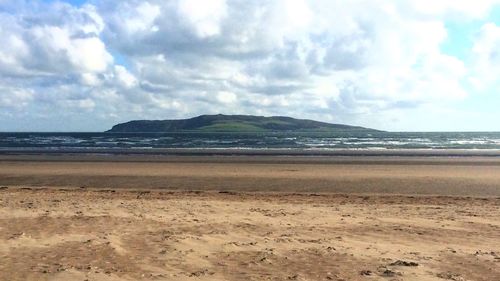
[106,114,379,133]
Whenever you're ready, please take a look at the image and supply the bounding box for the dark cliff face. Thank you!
[106,114,378,133]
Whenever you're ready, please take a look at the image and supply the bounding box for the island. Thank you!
[106,114,379,133]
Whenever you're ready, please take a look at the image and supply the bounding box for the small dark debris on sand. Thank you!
[390,260,419,266]
[437,272,465,281]
[136,191,150,199]
[188,269,213,277]
[218,191,237,195]
[379,267,401,277]
[360,270,372,276]
[97,189,116,193]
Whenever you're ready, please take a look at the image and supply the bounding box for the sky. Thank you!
[0,0,499,132]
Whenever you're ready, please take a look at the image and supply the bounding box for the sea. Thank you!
[1,132,500,154]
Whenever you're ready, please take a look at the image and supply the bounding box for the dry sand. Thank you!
[0,155,499,280]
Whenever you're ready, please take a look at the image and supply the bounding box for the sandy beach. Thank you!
[1,155,499,280]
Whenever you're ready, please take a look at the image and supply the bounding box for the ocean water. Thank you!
[1,131,500,151]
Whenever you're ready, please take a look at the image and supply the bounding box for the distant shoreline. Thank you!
[1,147,500,157]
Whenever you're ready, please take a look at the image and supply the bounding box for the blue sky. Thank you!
[65,0,87,5]
[0,0,499,132]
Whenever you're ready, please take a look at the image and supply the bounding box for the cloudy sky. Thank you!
[0,0,499,132]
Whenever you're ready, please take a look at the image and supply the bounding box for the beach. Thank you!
[1,154,499,280]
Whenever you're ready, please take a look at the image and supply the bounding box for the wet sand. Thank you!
[0,155,499,280]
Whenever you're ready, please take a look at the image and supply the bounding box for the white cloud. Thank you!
[177,0,227,38]
[0,0,499,131]
[0,2,112,76]
[63,98,96,111]
[0,87,33,109]
[80,73,101,86]
[408,0,500,19]
[122,2,161,34]
[469,22,500,90]
[114,65,138,88]
[216,91,237,104]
